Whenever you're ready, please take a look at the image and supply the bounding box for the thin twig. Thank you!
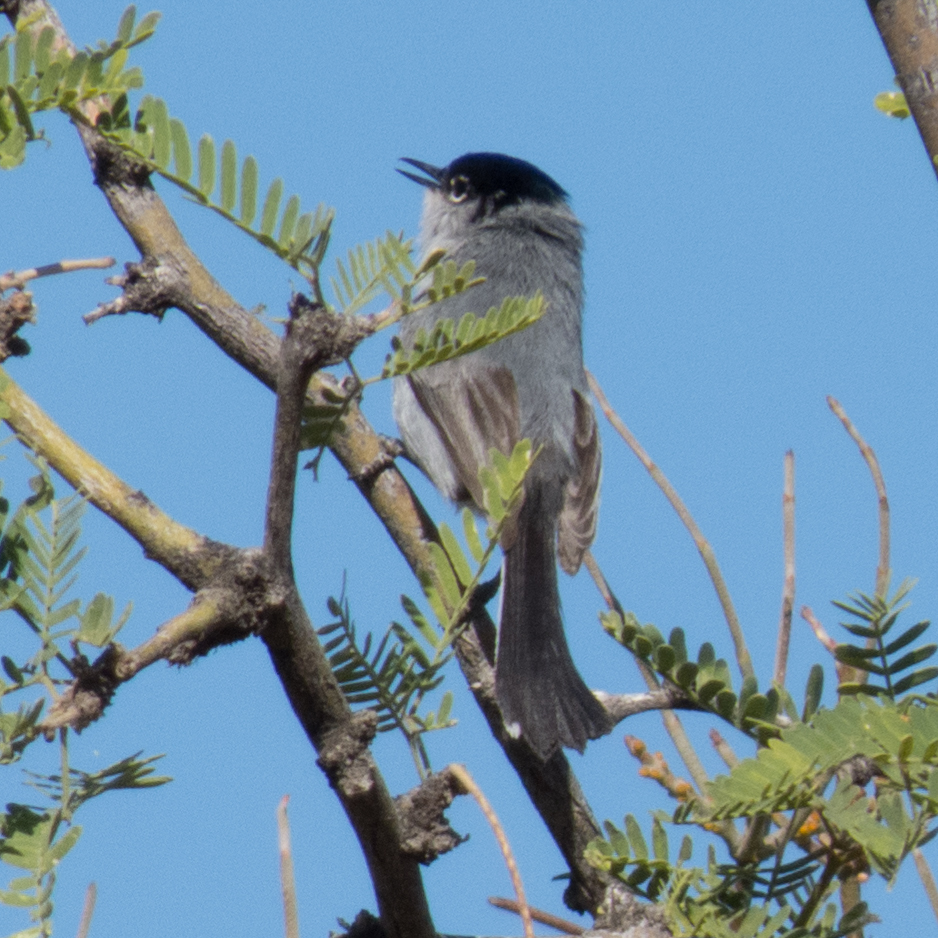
[74,882,96,938]
[827,397,890,597]
[587,372,754,683]
[0,257,115,293]
[38,588,237,733]
[801,606,836,653]
[449,764,533,938]
[278,796,300,938]
[774,450,795,687]
[709,728,739,770]
[801,605,855,686]
[914,847,938,924]
[489,896,584,935]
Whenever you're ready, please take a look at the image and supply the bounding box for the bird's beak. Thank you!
[397,158,443,189]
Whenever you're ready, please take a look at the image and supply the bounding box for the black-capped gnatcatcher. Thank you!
[394,152,611,760]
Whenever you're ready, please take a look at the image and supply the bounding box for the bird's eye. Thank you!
[448,175,471,203]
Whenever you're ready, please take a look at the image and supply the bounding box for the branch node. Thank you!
[0,290,36,361]
[84,257,177,324]
[317,710,380,797]
[395,771,467,864]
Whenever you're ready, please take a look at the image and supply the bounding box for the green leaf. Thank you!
[197,134,215,196]
[133,12,162,43]
[34,27,55,75]
[461,508,484,564]
[240,155,258,225]
[874,90,911,119]
[381,293,545,380]
[893,667,938,694]
[0,37,10,87]
[1,655,23,683]
[624,814,648,859]
[220,139,237,213]
[427,542,461,610]
[149,97,171,168]
[46,825,81,865]
[5,86,34,144]
[651,818,668,862]
[277,193,300,247]
[63,50,87,90]
[13,28,32,84]
[802,663,823,721]
[438,523,471,587]
[259,177,283,237]
[116,6,137,44]
[170,117,191,181]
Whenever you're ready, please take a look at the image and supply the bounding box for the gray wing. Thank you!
[557,389,601,575]
[406,364,521,514]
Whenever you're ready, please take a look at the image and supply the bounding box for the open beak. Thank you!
[397,157,443,188]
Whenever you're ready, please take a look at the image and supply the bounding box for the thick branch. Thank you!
[0,367,235,590]
[868,0,938,182]
[260,296,435,938]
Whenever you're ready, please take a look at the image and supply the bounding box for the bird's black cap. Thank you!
[398,152,568,205]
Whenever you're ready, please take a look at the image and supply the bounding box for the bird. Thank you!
[393,152,611,760]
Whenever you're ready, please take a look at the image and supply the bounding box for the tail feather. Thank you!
[495,504,611,759]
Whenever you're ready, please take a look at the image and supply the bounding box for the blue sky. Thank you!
[3,2,938,935]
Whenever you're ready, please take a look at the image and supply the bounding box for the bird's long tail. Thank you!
[495,501,611,760]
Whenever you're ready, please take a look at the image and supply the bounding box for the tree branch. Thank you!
[8,0,619,917]
[867,0,938,182]
[258,294,436,938]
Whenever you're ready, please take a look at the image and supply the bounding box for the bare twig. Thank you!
[709,728,739,770]
[74,882,96,938]
[774,450,796,687]
[450,764,533,938]
[801,606,836,653]
[914,847,938,924]
[598,688,695,724]
[827,397,890,597]
[39,588,249,733]
[801,605,856,686]
[0,257,114,293]
[587,372,754,683]
[489,896,585,935]
[278,796,300,938]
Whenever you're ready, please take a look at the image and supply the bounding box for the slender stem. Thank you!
[709,728,739,770]
[827,398,890,597]
[774,450,795,687]
[587,373,754,683]
[450,764,533,938]
[0,257,115,293]
[277,796,300,938]
[74,883,97,938]
[914,847,938,923]
[801,605,856,686]
[489,896,584,935]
